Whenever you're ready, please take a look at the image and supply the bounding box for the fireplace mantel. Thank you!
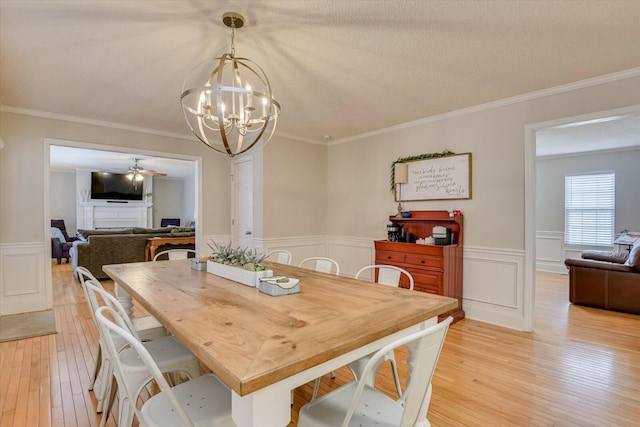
[78,201,153,229]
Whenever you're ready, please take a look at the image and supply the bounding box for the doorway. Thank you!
[524,105,640,331]
[44,138,201,296]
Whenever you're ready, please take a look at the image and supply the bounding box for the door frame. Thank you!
[523,104,640,331]
[44,137,201,294]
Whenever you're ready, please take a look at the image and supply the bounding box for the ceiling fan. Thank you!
[126,158,166,189]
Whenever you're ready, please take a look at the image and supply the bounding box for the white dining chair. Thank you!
[265,249,293,265]
[311,264,414,400]
[153,248,202,261]
[349,265,415,398]
[300,257,340,398]
[95,306,235,427]
[298,257,340,275]
[299,317,453,427]
[76,267,166,399]
[84,281,201,427]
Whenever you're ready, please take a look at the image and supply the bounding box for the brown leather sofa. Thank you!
[564,245,640,314]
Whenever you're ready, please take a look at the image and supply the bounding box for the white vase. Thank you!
[206,261,273,287]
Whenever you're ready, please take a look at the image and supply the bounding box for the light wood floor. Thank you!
[1,265,639,426]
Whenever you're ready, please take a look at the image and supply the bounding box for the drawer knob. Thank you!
[421,260,425,264]
[387,256,392,259]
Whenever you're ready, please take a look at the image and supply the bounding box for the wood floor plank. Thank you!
[0,266,639,426]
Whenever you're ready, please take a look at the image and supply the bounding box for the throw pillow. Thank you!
[625,242,640,270]
[51,227,66,243]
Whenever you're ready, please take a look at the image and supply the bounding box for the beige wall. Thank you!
[0,111,230,243]
[263,136,328,238]
[50,170,77,232]
[327,75,640,250]
[152,177,187,228]
[536,149,640,234]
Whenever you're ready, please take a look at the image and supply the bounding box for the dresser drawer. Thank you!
[405,254,443,270]
[375,250,406,264]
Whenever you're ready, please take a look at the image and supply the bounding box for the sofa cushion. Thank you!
[624,242,640,270]
[77,228,134,239]
[581,250,628,264]
[565,258,634,273]
[51,227,66,243]
[132,227,171,234]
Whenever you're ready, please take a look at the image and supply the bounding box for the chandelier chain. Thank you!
[230,17,236,58]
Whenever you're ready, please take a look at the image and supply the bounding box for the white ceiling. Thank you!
[3,1,640,159]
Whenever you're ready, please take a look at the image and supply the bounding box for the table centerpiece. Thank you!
[206,242,273,287]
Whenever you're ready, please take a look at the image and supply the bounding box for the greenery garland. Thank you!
[390,150,455,192]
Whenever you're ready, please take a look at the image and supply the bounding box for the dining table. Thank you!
[103,259,457,427]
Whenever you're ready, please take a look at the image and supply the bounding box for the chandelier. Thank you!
[180,12,280,157]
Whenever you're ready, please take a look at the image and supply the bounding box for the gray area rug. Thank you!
[0,310,57,342]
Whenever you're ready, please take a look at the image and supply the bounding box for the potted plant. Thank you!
[206,242,273,287]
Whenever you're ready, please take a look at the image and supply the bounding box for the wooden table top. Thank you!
[102,260,457,396]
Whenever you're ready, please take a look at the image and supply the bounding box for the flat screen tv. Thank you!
[91,172,143,201]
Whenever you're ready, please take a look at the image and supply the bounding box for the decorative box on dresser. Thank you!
[374,210,464,322]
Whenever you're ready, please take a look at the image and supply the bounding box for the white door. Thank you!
[231,157,254,249]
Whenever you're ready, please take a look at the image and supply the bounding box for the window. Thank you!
[564,173,615,246]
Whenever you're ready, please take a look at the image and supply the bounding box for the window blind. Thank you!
[564,173,615,246]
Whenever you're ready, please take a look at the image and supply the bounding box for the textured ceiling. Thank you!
[2,0,640,146]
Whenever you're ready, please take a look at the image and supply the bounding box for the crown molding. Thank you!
[0,105,196,141]
[328,67,640,146]
[4,67,640,148]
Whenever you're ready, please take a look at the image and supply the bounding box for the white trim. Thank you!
[272,131,327,146]
[43,138,203,314]
[463,245,526,330]
[535,231,566,274]
[0,242,49,315]
[329,67,640,146]
[45,137,203,163]
[6,68,640,149]
[214,235,530,329]
[1,105,196,141]
[325,235,377,278]
[0,105,319,146]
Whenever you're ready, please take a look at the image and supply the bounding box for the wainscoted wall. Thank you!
[0,230,552,327]
[535,230,614,273]
[257,235,529,330]
[0,242,50,315]
[536,231,567,273]
[257,236,329,269]
[325,236,376,278]
[463,246,525,329]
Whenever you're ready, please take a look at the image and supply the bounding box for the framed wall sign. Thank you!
[397,153,472,201]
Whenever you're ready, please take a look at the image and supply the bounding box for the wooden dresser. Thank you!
[374,210,464,321]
